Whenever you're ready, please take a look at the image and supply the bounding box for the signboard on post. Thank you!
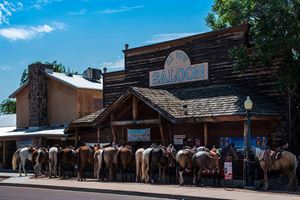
[127,128,150,141]
[149,50,209,87]
[173,134,186,145]
[224,161,233,180]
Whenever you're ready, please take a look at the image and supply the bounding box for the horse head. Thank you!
[221,143,237,161]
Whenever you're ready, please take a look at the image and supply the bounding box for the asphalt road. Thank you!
[0,186,178,200]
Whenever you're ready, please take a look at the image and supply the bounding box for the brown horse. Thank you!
[103,146,118,181]
[117,146,135,182]
[31,147,49,178]
[149,144,176,183]
[76,145,96,181]
[254,147,298,190]
[59,146,77,179]
[175,147,194,186]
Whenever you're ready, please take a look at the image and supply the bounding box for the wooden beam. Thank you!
[204,122,208,146]
[186,115,281,123]
[111,119,160,126]
[110,114,116,140]
[3,140,5,166]
[133,96,138,121]
[159,115,166,146]
[75,128,78,147]
[97,127,100,144]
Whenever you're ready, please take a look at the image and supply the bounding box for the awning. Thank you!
[0,127,65,139]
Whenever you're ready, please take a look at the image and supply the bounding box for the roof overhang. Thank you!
[9,82,28,98]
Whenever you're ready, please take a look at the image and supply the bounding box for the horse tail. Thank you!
[117,148,122,170]
[12,149,21,170]
[148,149,152,175]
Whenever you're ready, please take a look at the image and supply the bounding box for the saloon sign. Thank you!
[149,50,209,87]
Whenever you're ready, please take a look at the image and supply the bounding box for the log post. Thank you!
[110,114,116,141]
[133,96,138,121]
[97,127,100,144]
[204,122,208,146]
[158,115,166,146]
[75,128,78,147]
[3,140,6,166]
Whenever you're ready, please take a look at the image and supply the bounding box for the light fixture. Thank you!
[244,96,253,111]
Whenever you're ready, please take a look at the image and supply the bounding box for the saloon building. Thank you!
[66,24,294,151]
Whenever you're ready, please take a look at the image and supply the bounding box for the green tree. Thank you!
[19,61,75,86]
[206,0,300,144]
[0,99,16,114]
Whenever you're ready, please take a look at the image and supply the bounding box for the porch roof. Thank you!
[0,127,65,139]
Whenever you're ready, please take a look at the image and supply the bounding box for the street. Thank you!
[0,186,179,200]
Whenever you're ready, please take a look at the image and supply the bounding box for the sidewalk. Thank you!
[0,173,299,200]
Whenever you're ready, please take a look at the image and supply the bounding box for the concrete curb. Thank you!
[0,182,225,200]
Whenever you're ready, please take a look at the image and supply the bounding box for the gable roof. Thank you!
[0,114,16,127]
[67,85,282,130]
[46,72,102,90]
[9,71,102,98]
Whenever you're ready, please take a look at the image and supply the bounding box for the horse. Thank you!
[192,143,237,186]
[102,146,118,181]
[254,147,298,190]
[135,148,145,182]
[48,145,61,178]
[76,145,96,181]
[31,147,49,177]
[94,148,105,181]
[117,145,135,182]
[12,147,37,176]
[175,147,194,186]
[59,146,77,179]
[142,146,156,183]
[149,144,176,183]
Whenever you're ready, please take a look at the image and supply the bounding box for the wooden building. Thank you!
[0,63,103,169]
[66,24,291,150]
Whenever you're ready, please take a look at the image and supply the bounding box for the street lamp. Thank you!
[244,96,254,187]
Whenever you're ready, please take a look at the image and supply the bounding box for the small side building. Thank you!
[0,63,103,169]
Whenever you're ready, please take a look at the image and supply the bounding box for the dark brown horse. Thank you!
[149,144,176,183]
[76,145,96,181]
[117,146,135,182]
[59,146,77,179]
[192,144,236,186]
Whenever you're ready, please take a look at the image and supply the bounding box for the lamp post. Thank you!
[244,96,253,187]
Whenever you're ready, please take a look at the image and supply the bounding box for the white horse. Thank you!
[48,146,60,178]
[142,147,154,183]
[12,147,36,176]
[254,147,298,190]
[94,148,104,181]
[135,148,145,182]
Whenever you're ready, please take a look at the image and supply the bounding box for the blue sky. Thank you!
[0,0,213,102]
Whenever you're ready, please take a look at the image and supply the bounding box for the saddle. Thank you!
[271,150,283,160]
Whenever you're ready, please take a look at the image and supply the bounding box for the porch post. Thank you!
[75,128,78,147]
[3,140,6,167]
[97,127,100,144]
[110,114,116,141]
[204,122,208,146]
[158,115,166,146]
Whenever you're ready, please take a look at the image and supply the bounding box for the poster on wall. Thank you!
[219,136,268,150]
[173,134,186,145]
[127,128,150,142]
[17,139,33,148]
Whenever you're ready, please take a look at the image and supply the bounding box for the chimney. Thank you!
[28,63,53,128]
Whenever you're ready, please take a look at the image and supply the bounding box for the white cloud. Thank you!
[99,6,144,14]
[0,1,23,24]
[100,59,124,71]
[0,22,65,41]
[68,9,87,15]
[0,65,10,71]
[31,0,62,10]
[146,32,200,44]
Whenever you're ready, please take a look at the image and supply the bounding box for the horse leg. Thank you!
[19,162,22,176]
[22,160,27,176]
[198,169,203,186]
[135,159,140,182]
[178,167,184,186]
[263,171,269,190]
[193,168,198,185]
[162,167,165,184]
